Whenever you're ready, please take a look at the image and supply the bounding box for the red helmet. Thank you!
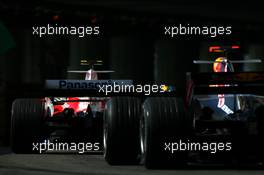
[213,57,228,72]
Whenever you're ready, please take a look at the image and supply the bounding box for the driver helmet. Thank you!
[213,57,229,72]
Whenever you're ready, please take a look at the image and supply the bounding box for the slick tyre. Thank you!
[10,99,48,153]
[256,105,264,164]
[141,97,193,169]
[104,97,141,165]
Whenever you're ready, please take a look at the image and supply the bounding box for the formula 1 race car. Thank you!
[103,46,264,168]
[10,60,115,153]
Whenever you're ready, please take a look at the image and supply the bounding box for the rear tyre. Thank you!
[104,97,141,165]
[10,99,48,153]
[141,97,193,169]
[256,105,264,165]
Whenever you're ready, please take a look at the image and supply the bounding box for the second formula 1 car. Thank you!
[103,46,264,168]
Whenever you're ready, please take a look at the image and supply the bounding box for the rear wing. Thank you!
[7,79,176,98]
[186,72,264,103]
[45,80,132,90]
[193,59,262,64]
[189,72,264,85]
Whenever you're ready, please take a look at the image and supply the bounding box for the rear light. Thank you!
[209,46,221,52]
[209,45,240,52]
[231,45,240,49]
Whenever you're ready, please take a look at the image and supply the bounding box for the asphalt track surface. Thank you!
[0,147,264,175]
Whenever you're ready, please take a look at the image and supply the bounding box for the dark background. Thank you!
[1,0,264,145]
